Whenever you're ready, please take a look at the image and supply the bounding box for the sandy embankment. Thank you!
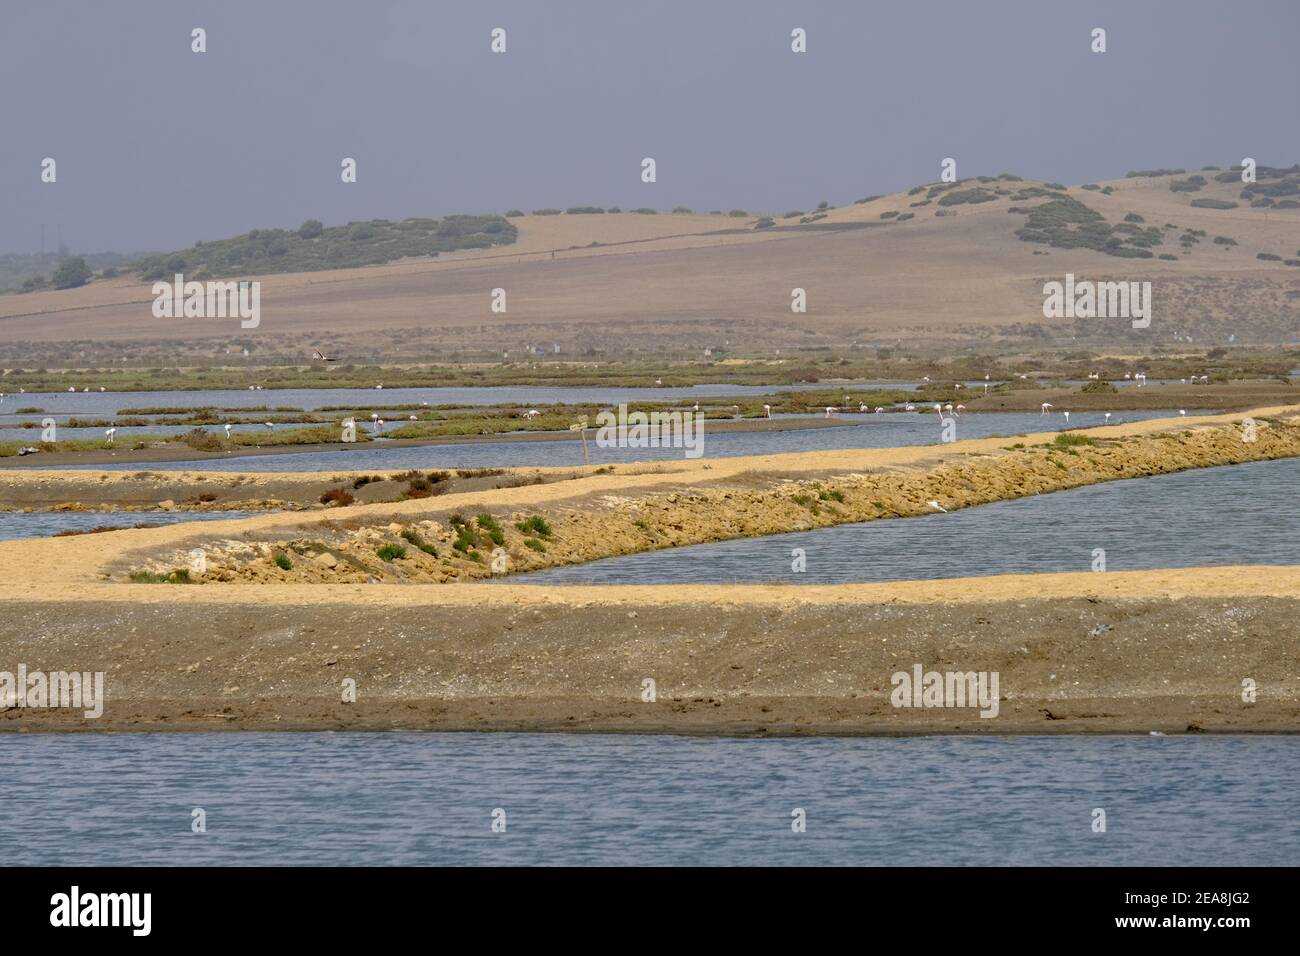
[1,407,1298,734]
[112,407,1300,585]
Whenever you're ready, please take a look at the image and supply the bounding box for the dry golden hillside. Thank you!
[1,169,1296,364]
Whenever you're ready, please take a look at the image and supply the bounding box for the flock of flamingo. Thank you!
[0,365,1202,448]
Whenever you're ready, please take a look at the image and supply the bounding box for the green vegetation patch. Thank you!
[134,215,516,281]
[515,515,552,538]
[129,569,194,584]
[1010,195,1158,258]
[936,188,998,207]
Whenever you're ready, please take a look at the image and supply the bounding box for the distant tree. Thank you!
[297,218,324,239]
[52,256,91,289]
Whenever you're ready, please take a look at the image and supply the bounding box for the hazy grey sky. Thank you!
[3,0,1297,254]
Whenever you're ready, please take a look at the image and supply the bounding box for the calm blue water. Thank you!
[37,409,1211,472]
[0,510,259,541]
[522,457,1300,584]
[0,733,1293,866]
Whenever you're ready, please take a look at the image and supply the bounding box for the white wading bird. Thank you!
[763,404,772,418]
[224,424,232,438]
[926,500,948,513]
[311,349,337,363]
[1062,411,1070,423]
[1041,403,1053,414]
[904,403,916,411]
[524,409,540,419]
[1104,413,1111,424]
[104,427,116,444]
[825,406,836,418]
[1179,409,1186,416]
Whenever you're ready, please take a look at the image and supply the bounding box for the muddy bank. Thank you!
[0,415,852,470]
[968,379,1296,412]
[0,466,567,513]
[1,580,1295,733]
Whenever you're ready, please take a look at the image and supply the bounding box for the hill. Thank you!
[0,165,1296,365]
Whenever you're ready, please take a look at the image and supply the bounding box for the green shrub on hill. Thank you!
[134,214,516,280]
[1009,194,1158,258]
[52,256,92,289]
[1189,198,1238,209]
[937,188,998,206]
